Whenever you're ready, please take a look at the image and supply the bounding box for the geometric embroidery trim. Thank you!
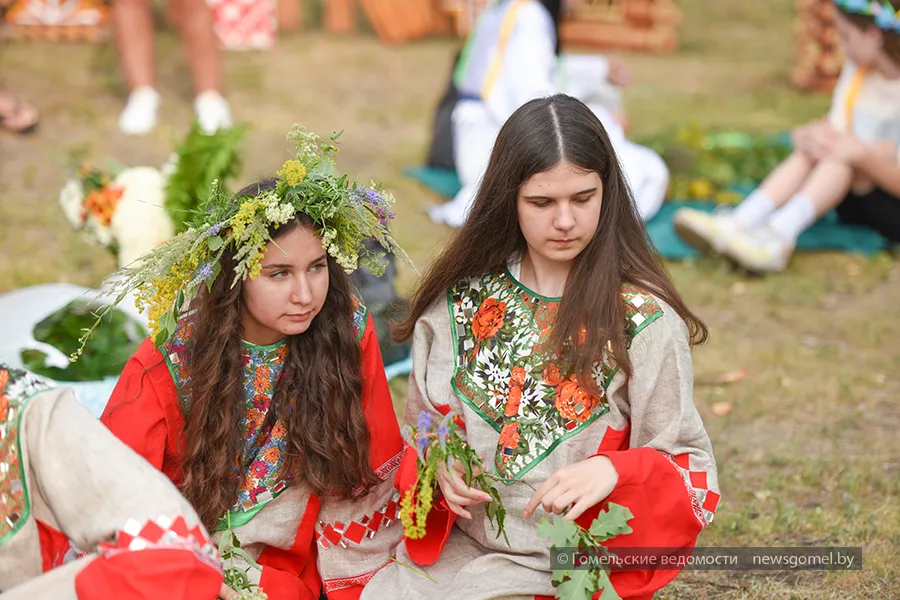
[97,514,222,573]
[664,453,717,530]
[316,489,401,550]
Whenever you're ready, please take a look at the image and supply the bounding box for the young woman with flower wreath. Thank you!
[97,126,411,600]
[362,95,720,600]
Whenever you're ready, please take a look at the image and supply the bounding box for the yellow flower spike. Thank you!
[278,160,307,187]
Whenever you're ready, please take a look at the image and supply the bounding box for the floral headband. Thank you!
[835,0,900,32]
[75,125,414,354]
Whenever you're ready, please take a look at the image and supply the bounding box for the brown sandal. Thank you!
[0,91,39,134]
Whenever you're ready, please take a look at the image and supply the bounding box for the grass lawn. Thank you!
[1,0,897,597]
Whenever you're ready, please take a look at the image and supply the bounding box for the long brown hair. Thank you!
[395,94,707,393]
[180,180,377,530]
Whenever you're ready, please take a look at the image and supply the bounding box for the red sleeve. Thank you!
[573,447,704,600]
[359,314,403,472]
[74,516,222,600]
[257,495,322,600]
[101,338,185,481]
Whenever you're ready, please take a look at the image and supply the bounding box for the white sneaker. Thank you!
[194,90,232,134]
[119,87,160,135]
[673,207,741,255]
[723,226,793,274]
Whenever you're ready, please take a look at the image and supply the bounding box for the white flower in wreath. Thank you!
[59,179,86,228]
[110,167,175,268]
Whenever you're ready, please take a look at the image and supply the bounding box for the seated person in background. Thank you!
[427,0,669,228]
[674,0,900,273]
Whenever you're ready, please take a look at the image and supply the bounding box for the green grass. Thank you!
[0,1,897,597]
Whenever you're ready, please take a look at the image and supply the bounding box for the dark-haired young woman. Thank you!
[101,172,406,600]
[364,95,719,600]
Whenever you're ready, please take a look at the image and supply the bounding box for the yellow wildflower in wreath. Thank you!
[73,125,415,358]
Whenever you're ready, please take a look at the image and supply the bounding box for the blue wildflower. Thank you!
[416,435,430,461]
[417,412,434,432]
[437,422,450,451]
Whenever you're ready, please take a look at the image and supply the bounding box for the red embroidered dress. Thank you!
[102,298,404,600]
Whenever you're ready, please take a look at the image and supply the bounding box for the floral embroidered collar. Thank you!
[447,268,662,481]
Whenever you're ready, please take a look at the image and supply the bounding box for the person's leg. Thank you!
[172,0,232,133]
[724,160,854,273]
[731,152,816,229]
[674,151,817,255]
[113,0,161,135]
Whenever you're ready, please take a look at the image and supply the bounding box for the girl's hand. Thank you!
[522,456,619,521]
[218,584,239,600]
[792,120,833,158]
[436,460,492,519]
[606,57,632,87]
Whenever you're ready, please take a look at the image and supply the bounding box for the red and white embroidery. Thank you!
[664,454,719,530]
[98,515,222,572]
[316,490,401,550]
[322,566,385,593]
[374,450,404,480]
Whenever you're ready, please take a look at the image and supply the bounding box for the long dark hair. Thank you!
[396,94,707,393]
[180,180,377,530]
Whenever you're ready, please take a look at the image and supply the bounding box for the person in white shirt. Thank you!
[428,0,670,228]
[674,0,900,273]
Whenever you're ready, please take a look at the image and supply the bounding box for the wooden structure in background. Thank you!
[356,0,437,43]
[793,0,843,93]
[324,0,356,33]
[561,0,681,53]
[1,0,108,41]
[435,0,682,52]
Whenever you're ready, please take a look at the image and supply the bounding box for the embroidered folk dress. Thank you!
[0,365,222,600]
[362,266,720,600]
[101,299,405,600]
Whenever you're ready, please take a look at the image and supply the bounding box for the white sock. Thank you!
[119,86,160,135]
[194,90,232,134]
[732,189,777,230]
[767,193,817,243]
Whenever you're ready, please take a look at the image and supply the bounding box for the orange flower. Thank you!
[541,363,563,386]
[253,378,269,393]
[83,185,124,226]
[245,408,265,428]
[554,375,598,423]
[498,421,520,449]
[472,298,506,340]
[263,446,282,463]
[255,365,271,383]
[504,385,522,417]
[510,366,527,387]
